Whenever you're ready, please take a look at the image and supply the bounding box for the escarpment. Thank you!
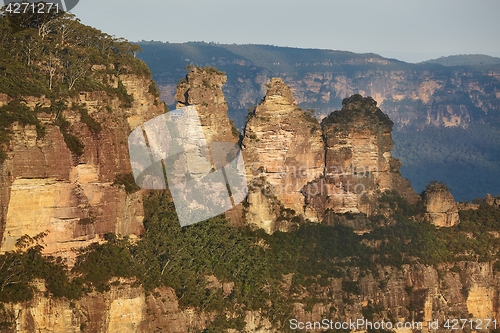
[3,50,500,331]
[0,76,164,259]
[2,6,500,331]
[0,14,165,258]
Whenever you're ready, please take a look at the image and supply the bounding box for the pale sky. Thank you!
[72,0,500,63]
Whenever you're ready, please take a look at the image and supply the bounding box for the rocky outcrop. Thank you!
[287,261,499,333]
[304,95,418,222]
[486,194,500,209]
[173,66,243,225]
[0,74,164,260]
[4,261,500,333]
[175,66,239,147]
[2,279,209,333]
[2,63,499,332]
[242,78,324,232]
[240,83,418,233]
[423,182,460,227]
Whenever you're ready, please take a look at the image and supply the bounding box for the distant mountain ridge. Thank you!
[421,54,500,67]
[137,42,500,201]
[138,42,500,128]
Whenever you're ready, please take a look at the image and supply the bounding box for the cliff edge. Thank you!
[0,12,164,259]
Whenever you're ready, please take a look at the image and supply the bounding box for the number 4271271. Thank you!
[443,319,497,330]
[4,2,60,14]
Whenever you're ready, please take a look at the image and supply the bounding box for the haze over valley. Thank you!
[138,42,500,201]
[1,1,500,332]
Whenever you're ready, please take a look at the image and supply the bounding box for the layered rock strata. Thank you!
[174,67,243,225]
[305,95,419,221]
[289,261,498,333]
[0,74,164,259]
[2,279,208,333]
[242,78,325,232]
[241,87,418,232]
[423,182,460,227]
[3,262,499,333]
[175,66,239,147]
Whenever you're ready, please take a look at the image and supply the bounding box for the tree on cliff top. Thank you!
[0,5,151,160]
[323,94,393,128]
[0,5,148,98]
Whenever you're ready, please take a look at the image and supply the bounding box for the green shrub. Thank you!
[78,107,102,134]
[55,115,85,156]
[113,173,140,194]
[62,132,85,156]
[116,80,133,108]
[148,80,160,97]
[342,280,361,295]
[73,237,135,292]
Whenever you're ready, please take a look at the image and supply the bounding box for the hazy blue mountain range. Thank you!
[421,54,500,67]
[137,42,500,201]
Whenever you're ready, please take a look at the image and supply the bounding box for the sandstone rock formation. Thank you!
[289,261,497,331]
[2,62,500,332]
[175,66,239,147]
[3,262,499,333]
[240,84,419,233]
[2,279,208,333]
[242,78,325,232]
[173,66,244,226]
[305,95,418,220]
[423,182,460,227]
[0,75,164,260]
[486,194,500,209]
[243,88,419,228]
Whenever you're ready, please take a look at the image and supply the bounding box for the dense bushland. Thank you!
[1,189,500,330]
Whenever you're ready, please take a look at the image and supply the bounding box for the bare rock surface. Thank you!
[0,74,164,260]
[423,182,460,227]
[242,78,324,232]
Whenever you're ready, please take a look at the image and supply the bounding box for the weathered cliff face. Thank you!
[2,276,273,332]
[2,279,209,333]
[305,95,418,219]
[289,261,499,333]
[240,83,418,232]
[423,183,460,227]
[4,261,499,333]
[139,43,500,131]
[286,69,492,130]
[175,66,239,147]
[0,74,164,260]
[173,67,243,225]
[242,78,325,232]
[2,64,500,332]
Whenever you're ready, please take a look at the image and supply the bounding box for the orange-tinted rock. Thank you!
[175,66,239,146]
[174,67,244,226]
[423,182,460,227]
[305,94,418,220]
[0,74,164,260]
[242,78,325,232]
